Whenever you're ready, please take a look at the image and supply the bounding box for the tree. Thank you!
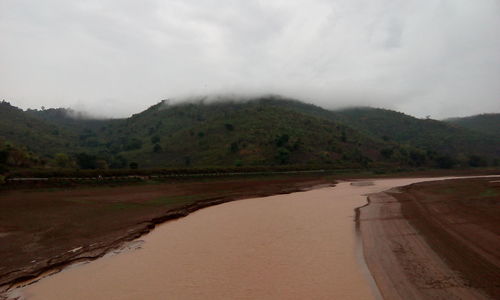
[276,148,290,164]
[153,143,162,153]
[7,148,30,167]
[230,142,239,153]
[129,162,138,169]
[96,160,109,170]
[435,155,455,169]
[151,135,160,144]
[468,155,487,167]
[54,153,74,168]
[275,134,289,147]
[341,130,347,142]
[110,155,127,169]
[409,150,426,167]
[76,153,97,169]
[0,150,8,164]
[125,138,143,150]
[380,148,393,159]
[493,159,499,167]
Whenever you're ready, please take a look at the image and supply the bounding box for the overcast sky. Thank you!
[1,0,499,119]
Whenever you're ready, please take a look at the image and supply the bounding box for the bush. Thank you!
[435,155,455,169]
[275,134,289,147]
[76,153,97,169]
[125,138,143,150]
[276,148,290,164]
[380,148,393,159]
[151,135,160,144]
[153,143,162,153]
[468,155,487,167]
[230,142,239,153]
[0,150,8,164]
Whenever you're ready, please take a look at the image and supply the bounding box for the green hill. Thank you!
[0,96,498,171]
[0,101,79,155]
[445,114,500,139]
[96,98,394,168]
[333,107,500,160]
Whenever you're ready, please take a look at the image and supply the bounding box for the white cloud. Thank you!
[0,0,499,118]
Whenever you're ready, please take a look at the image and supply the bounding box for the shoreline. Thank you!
[12,183,377,300]
[353,188,383,300]
[1,181,333,297]
[3,175,498,299]
[358,176,499,299]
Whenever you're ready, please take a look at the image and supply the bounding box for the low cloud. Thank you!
[1,0,499,118]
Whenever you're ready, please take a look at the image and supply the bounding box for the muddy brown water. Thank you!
[14,177,478,300]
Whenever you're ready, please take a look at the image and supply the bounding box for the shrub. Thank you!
[151,135,160,144]
[435,155,455,169]
[153,143,162,153]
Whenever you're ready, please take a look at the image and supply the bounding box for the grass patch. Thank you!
[479,188,498,197]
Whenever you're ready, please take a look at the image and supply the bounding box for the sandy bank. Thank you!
[359,176,499,300]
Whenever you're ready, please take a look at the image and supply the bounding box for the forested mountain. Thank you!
[445,114,500,139]
[26,107,111,133]
[0,96,498,172]
[0,101,79,155]
[0,138,43,175]
[103,99,387,168]
[333,107,500,159]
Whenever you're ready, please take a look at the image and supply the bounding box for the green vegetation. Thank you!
[445,113,500,139]
[332,107,499,167]
[0,138,43,172]
[0,96,498,177]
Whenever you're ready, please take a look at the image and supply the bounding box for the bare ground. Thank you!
[358,177,500,299]
[0,175,334,296]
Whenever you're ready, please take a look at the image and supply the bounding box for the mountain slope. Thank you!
[445,114,500,139]
[0,97,498,170]
[333,107,500,159]
[104,99,393,168]
[0,101,80,155]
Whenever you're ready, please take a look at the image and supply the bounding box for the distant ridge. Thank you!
[445,113,500,139]
[0,96,498,171]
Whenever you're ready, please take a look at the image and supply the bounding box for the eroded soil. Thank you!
[0,175,334,294]
[359,177,500,299]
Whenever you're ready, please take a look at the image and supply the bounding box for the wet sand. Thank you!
[0,176,331,291]
[360,177,500,299]
[16,177,475,299]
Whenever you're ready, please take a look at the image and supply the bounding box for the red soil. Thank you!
[0,175,334,294]
[359,177,500,299]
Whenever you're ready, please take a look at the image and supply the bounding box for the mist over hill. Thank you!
[0,96,499,173]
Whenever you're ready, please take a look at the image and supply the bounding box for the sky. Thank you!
[1,0,499,119]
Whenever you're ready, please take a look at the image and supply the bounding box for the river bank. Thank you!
[0,175,335,296]
[12,177,491,299]
[3,176,498,299]
[358,177,499,299]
